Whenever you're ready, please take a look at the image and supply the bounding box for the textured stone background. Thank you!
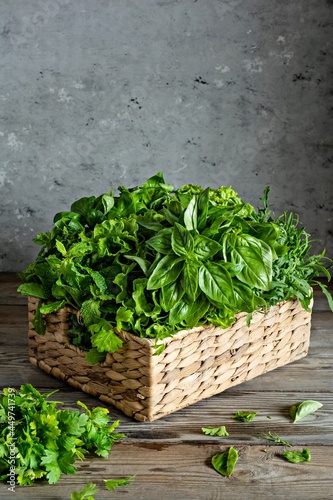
[0,0,332,271]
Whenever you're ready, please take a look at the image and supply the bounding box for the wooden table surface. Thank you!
[0,272,332,500]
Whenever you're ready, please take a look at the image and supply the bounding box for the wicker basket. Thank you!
[27,296,312,422]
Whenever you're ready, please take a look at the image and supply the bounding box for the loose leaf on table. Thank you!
[289,400,323,423]
[211,447,238,477]
[282,448,311,464]
[233,411,257,422]
[104,475,136,491]
[71,482,99,500]
[202,426,229,437]
[263,432,292,447]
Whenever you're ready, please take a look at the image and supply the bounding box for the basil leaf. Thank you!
[160,280,185,312]
[233,411,257,422]
[198,262,234,305]
[194,235,222,260]
[211,447,238,477]
[282,448,311,463]
[289,400,323,423]
[229,234,273,290]
[171,223,194,256]
[202,426,229,437]
[186,293,210,328]
[146,228,173,255]
[147,255,184,290]
[181,260,199,297]
[183,197,198,230]
[169,300,191,326]
[233,281,255,313]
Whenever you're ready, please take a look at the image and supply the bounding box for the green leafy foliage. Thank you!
[104,475,136,491]
[71,482,99,500]
[289,400,323,423]
[17,172,333,359]
[211,447,238,477]
[262,432,292,447]
[201,426,229,437]
[282,448,311,463]
[233,411,257,422]
[0,384,125,486]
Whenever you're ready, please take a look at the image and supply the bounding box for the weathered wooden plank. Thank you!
[1,444,332,500]
[1,379,331,445]
[0,273,26,305]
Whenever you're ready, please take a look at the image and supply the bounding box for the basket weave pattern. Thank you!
[28,296,312,421]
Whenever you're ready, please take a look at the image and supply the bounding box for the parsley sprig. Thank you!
[0,384,125,486]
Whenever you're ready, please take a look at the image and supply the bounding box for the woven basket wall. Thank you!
[27,296,312,422]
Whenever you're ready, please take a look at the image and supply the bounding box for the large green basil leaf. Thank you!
[171,223,194,257]
[169,300,191,326]
[186,293,210,328]
[194,235,222,260]
[146,228,173,255]
[181,260,199,297]
[229,234,273,291]
[160,280,185,312]
[198,262,234,305]
[183,197,198,230]
[233,280,255,312]
[147,255,184,290]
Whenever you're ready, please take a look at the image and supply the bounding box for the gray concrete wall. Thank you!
[0,0,332,272]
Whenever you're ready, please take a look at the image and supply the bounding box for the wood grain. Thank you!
[0,274,332,499]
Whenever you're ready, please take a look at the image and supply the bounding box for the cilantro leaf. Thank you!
[201,426,229,437]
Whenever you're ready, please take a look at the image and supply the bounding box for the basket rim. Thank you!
[27,294,312,348]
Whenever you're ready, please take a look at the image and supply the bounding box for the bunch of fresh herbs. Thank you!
[0,384,125,486]
[17,172,332,361]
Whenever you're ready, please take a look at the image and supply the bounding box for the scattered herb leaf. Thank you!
[282,448,311,463]
[289,400,323,423]
[233,411,257,422]
[104,475,136,491]
[211,447,238,477]
[70,482,99,500]
[263,432,292,447]
[201,426,229,437]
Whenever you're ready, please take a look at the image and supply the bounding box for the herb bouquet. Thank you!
[18,172,332,421]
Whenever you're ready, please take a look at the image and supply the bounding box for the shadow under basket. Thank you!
[27,296,312,422]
